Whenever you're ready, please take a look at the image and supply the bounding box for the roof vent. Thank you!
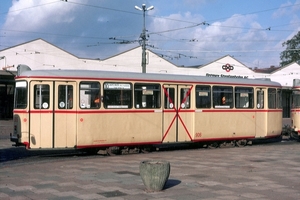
[17,64,31,76]
[293,79,300,87]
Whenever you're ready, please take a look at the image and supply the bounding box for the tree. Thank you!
[280,31,300,66]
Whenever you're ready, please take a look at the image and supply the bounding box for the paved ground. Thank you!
[1,136,300,200]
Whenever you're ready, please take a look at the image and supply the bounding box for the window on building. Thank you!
[134,83,161,109]
[213,86,233,108]
[235,87,254,108]
[103,82,132,109]
[80,82,100,109]
[34,84,50,109]
[268,88,276,109]
[196,85,211,108]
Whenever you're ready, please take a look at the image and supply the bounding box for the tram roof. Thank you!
[18,68,281,87]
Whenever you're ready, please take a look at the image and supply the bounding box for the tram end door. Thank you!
[54,82,77,148]
[29,81,53,148]
[177,85,194,142]
[255,88,267,138]
[163,85,177,143]
[162,85,194,143]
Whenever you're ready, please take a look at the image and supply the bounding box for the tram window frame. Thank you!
[164,87,175,109]
[213,86,233,108]
[180,88,191,109]
[103,82,132,109]
[14,81,27,109]
[134,83,161,109]
[235,87,254,109]
[257,90,264,109]
[34,84,50,109]
[277,89,282,108]
[292,91,300,108]
[268,88,276,109]
[58,85,73,109]
[196,85,211,108]
[79,82,100,109]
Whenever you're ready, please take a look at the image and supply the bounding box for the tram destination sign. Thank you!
[104,83,131,89]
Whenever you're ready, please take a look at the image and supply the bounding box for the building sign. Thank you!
[222,63,234,72]
[206,73,248,79]
[205,63,248,79]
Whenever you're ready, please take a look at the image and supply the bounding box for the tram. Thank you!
[10,65,283,151]
[291,79,300,140]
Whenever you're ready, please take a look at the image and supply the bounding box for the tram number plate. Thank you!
[195,132,202,138]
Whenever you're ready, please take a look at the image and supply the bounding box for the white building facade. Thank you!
[1,38,299,119]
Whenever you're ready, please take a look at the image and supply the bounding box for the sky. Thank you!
[0,0,300,69]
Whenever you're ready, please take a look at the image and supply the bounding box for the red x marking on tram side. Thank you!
[162,85,194,142]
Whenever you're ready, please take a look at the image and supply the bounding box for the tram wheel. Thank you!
[290,131,300,141]
[208,142,219,149]
[107,146,121,156]
[141,145,153,153]
[219,141,235,148]
[236,140,247,147]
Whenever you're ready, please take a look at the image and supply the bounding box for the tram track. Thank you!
[1,136,298,165]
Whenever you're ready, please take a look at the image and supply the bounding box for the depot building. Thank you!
[1,38,299,119]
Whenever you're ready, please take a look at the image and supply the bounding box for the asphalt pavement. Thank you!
[1,135,300,200]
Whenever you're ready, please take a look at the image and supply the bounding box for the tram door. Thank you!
[29,81,53,148]
[54,82,77,148]
[255,88,267,138]
[162,85,194,143]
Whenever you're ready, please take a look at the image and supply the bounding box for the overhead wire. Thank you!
[1,0,299,66]
[1,1,298,42]
[0,0,61,15]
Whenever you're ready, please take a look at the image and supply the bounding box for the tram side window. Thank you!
[58,85,73,109]
[292,91,300,108]
[196,85,211,108]
[277,89,282,108]
[268,88,276,109]
[213,86,233,108]
[103,82,132,109]
[14,81,27,109]
[34,85,50,109]
[235,87,253,108]
[80,82,100,109]
[134,83,161,109]
[180,88,191,109]
[257,90,264,109]
[164,87,175,109]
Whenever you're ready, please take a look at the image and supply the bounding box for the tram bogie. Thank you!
[10,65,283,151]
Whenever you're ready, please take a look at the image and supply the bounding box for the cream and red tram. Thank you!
[291,79,300,139]
[11,65,283,150]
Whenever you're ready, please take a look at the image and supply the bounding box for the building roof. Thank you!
[253,66,281,73]
[1,38,80,59]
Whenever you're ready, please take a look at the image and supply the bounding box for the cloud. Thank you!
[148,12,271,66]
[2,0,144,58]
[5,0,77,30]
[1,0,299,68]
[273,0,300,20]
